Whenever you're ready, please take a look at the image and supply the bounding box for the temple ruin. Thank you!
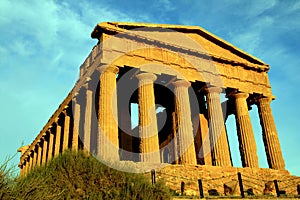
[18,22,299,196]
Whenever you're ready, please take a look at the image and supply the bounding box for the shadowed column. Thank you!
[48,129,54,161]
[54,121,62,157]
[26,157,30,174]
[42,136,48,165]
[19,164,24,176]
[62,109,70,152]
[136,72,160,163]
[37,142,42,166]
[230,92,259,168]
[205,87,231,166]
[32,148,37,168]
[173,80,196,165]
[72,99,80,151]
[17,146,28,176]
[84,84,93,153]
[172,111,179,164]
[97,65,119,161]
[257,96,285,170]
[30,152,34,170]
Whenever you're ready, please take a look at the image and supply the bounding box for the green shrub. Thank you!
[12,150,171,199]
[0,157,14,200]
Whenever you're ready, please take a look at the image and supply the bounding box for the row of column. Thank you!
[204,88,285,169]
[134,71,285,169]
[19,64,285,175]
[19,108,79,176]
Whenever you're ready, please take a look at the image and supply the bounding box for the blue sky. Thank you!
[0,0,299,176]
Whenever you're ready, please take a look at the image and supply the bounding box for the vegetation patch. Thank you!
[1,150,171,200]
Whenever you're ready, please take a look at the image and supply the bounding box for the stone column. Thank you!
[32,149,37,168]
[37,143,42,166]
[26,157,31,173]
[97,65,119,161]
[119,103,133,161]
[23,163,27,175]
[205,87,231,166]
[231,92,259,168]
[54,121,62,157]
[42,136,48,164]
[173,80,197,165]
[136,72,160,163]
[172,111,179,164]
[30,152,34,170]
[48,130,54,161]
[84,86,93,153]
[72,99,80,151]
[257,97,285,170]
[23,161,27,175]
[62,110,70,152]
[19,164,24,176]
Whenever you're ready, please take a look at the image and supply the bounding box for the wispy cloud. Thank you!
[0,0,141,166]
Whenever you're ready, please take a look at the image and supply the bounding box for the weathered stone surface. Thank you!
[48,131,54,161]
[136,72,160,163]
[41,137,48,164]
[97,65,119,161]
[54,122,61,157]
[83,88,93,152]
[154,164,297,196]
[257,97,285,170]
[62,112,70,152]
[205,87,231,167]
[229,92,259,168]
[173,80,196,165]
[72,100,80,151]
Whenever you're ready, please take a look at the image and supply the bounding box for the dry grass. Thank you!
[1,150,172,200]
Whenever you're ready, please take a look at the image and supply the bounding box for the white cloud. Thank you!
[245,0,277,18]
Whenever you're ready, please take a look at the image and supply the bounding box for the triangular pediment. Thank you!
[92,22,269,72]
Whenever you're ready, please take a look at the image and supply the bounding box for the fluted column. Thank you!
[172,111,179,164]
[19,164,24,176]
[205,87,231,166]
[62,110,70,151]
[231,92,259,168]
[30,152,34,170]
[48,130,54,161]
[173,80,197,165]
[23,163,27,175]
[97,65,119,161]
[26,157,31,173]
[136,72,160,163]
[42,137,48,164]
[32,149,37,168]
[54,121,62,156]
[72,99,80,151]
[119,102,133,161]
[84,86,93,152]
[257,97,285,170]
[37,143,42,166]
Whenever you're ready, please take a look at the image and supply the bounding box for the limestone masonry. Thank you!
[18,22,299,196]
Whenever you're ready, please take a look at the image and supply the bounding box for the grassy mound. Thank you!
[0,157,13,199]
[10,150,171,200]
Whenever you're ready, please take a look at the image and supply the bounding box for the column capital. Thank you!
[204,86,222,94]
[62,109,69,116]
[257,96,272,104]
[172,79,191,88]
[54,117,59,124]
[98,65,119,74]
[229,92,249,99]
[136,72,157,82]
